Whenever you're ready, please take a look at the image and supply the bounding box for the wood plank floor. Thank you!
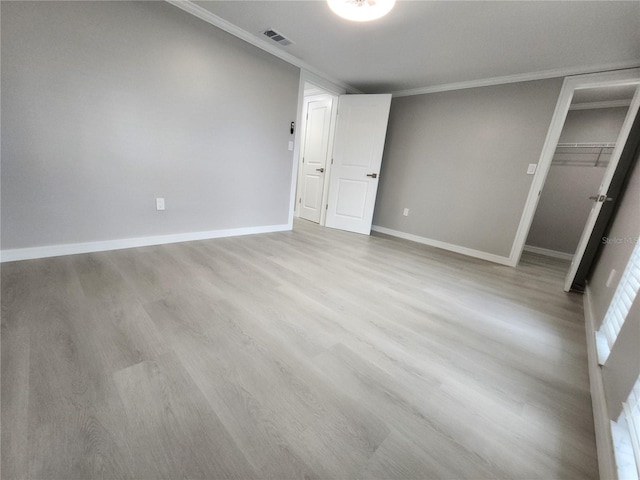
[1,219,597,479]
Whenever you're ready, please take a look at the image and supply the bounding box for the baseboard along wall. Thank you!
[524,245,574,261]
[371,225,512,266]
[0,223,291,262]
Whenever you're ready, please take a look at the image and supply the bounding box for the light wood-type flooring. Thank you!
[1,219,597,479]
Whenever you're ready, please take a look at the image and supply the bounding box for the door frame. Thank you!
[562,84,640,291]
[295,92,339,225]
[288,70,346,228]
[509,68,640,269]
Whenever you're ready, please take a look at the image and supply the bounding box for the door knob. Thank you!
[366,173,378,179]
[316,168,324,173]
[589,194,613,202]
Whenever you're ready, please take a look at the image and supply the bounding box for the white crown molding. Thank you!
[166,1,639,98]
[391,60,640,98]
[165,0,362,94]
[569,99,632,111]
[371,225,513,266]
[0,224,290,263]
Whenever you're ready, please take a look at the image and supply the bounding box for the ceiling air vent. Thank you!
[262,28,294,46]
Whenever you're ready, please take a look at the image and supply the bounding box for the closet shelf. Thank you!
[556,142,616,148]
[553,142,615,167]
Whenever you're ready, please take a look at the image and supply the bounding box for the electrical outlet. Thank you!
[403,208,409,216]
[156,198,165,211]
[527,164,537,175]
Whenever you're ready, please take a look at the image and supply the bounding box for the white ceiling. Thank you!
[191,0,640,94]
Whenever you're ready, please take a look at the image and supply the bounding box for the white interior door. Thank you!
[325,94,392,235]
[299,97,334,223]
[564,86,640,291]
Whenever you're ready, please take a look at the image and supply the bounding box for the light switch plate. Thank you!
[527,164,537,175]
[403,208,409,216]
[156,198,165,211]
[288,141,294,151]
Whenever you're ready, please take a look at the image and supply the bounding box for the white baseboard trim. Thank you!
[584,285,618,480]
[523,245,574,261]
[371,225,512,266]
[0,224,291,263]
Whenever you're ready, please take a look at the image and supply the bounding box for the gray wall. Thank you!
[1,1,299,250]
[589,151,640,419]
[373,78,563,257]
[526,107,628,254]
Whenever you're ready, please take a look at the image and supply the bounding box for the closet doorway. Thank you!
[517,69,640,291]
[525,87,635,259]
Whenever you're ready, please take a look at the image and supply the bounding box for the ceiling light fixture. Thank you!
[327,0,395,22]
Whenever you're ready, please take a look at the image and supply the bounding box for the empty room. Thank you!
[2,1,640,479]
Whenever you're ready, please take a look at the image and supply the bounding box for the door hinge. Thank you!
[326,204,328,210]
[302,157,304,163]
[299,198,301,204]
[331,158,334,164]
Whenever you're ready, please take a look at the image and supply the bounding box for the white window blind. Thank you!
[601,240,640,350]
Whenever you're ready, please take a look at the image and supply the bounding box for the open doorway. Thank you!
[525,87,635,260]
[294,82,339,225]
[512,68,640,291]
[291,74,392,236]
